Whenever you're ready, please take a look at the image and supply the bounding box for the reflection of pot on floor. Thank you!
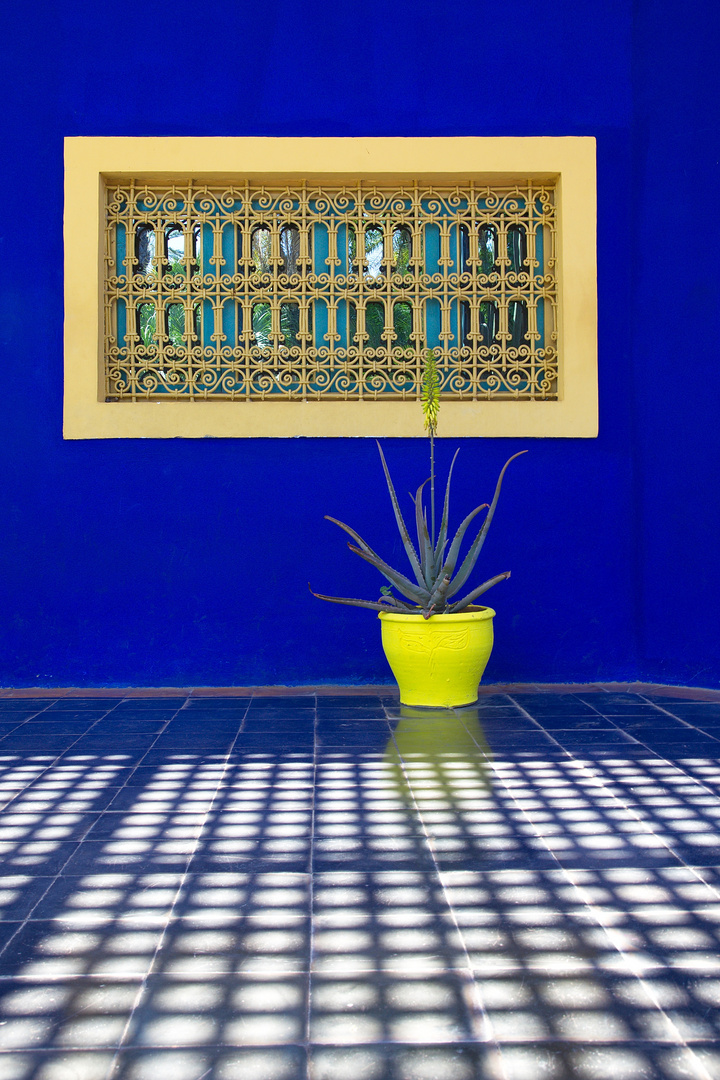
[385,705,492,805]
[379,608,495,708]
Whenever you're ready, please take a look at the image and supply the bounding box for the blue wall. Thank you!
[0,0,716,688]
[631,3,720,687]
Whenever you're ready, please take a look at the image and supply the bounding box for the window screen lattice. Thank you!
[104,180,557,401]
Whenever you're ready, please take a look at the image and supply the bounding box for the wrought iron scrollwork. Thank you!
[104,180,557,401]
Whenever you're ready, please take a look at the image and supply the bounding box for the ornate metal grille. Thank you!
[104,180,557,402]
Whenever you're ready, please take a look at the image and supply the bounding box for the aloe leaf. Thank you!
[446,451,526,599]
[436,502,489,585]
[324,515,383,560]
[446,571,511,613]
[325,516,427,609]
[309,586,414,613]
[433,448,460,575]
[325,516,428,602]
[347,545,430,604]
[425,573,452,615]
[376,442,426,589]
[376,591,416,610]
[413,479,434,588]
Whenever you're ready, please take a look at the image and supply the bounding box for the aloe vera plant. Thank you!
[311,442,525,619]
[311,348,525,618]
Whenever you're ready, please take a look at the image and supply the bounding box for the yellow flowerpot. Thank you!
[379,607,495,708]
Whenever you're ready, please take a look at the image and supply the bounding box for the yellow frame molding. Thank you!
[64,136,597,439]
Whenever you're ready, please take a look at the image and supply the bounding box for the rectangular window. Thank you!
[64,137,597,437]
[104,179,557,403]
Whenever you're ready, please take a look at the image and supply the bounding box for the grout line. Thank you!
[636,695,720,741]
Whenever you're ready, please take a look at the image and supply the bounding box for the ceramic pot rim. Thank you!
[378,607,495,624]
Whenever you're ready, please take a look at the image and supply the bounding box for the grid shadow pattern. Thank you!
[0,688,719,1079]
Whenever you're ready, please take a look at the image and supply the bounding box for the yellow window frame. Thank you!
[64,136,597,439]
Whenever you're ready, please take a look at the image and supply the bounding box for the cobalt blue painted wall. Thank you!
[630,2,720,687]
[0,0,715,687]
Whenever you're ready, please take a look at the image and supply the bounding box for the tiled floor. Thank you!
[0,686,719,1080]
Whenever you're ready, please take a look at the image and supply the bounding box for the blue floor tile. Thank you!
[182,697,252,709]
[0,685,718,1079]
